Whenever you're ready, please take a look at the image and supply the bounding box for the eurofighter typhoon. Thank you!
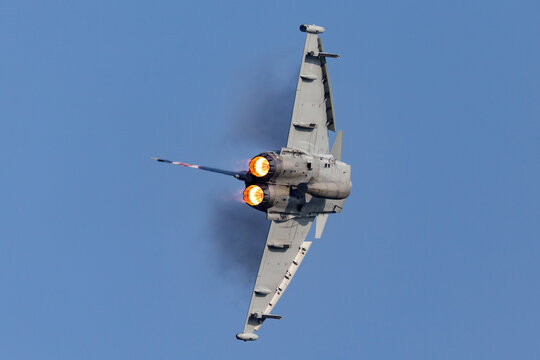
[153,24,351,341]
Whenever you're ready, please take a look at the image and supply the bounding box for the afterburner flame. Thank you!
[249,156,270,177]
[243,185,264,206]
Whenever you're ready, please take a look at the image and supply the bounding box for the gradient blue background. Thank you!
[1,1,539,358]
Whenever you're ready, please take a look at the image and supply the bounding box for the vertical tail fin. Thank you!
[330,130,343,161]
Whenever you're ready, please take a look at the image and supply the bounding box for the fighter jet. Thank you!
[153,24,351,341]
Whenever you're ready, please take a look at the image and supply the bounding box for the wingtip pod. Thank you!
[236,332,258,341]
[299,24,325,34]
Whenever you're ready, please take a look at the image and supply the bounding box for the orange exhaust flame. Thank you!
[243,185,264,206]
[249,156,270,177]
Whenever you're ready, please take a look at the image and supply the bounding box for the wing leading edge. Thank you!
[286,25,338,154]
[236,217,314,340]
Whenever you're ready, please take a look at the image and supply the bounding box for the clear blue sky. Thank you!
[1,1,539,359]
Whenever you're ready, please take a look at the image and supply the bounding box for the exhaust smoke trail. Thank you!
[207,197,269,285]
[229,61,297,150]
[205,53,297,286]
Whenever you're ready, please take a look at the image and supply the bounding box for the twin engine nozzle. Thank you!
[242,151,351,209]
[242,152,281,207]
[246,152,282,181]
[248,156,270,178]
[243,184,264,206]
